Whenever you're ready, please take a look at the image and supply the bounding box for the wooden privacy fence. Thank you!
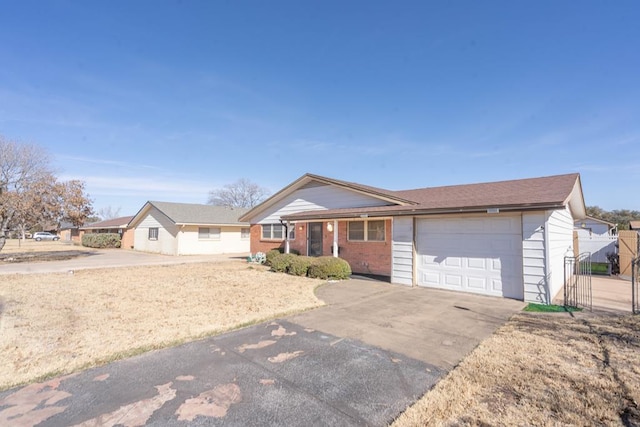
[619,230,639,279]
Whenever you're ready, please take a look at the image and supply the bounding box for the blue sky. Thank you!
[1,1,639,214]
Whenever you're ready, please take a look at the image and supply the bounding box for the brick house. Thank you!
[239,173,587,303]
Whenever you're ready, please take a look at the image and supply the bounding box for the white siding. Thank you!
[133,207,179,255]
[522,212,548,303]
[392,217,413,286]
[177,226,249,255]
[253,184,391,224]
[546,207,575,301]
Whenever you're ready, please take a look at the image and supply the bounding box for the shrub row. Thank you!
[266,249,351,280]
[82,233,121,248]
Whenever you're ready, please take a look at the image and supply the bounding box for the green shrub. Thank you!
[287,256,314,276]
[265,249,282,266]
[266,248,301,266]
[82,233,121,248]
[307,256,352,280]
[270,253,297,273]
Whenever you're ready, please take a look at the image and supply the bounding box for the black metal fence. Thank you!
[633,256,639,315]
[564,252,592,311]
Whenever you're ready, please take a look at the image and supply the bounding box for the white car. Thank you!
[33,232,60,241]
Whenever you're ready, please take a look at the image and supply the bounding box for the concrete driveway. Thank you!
[0,249,246,275]
[291,278,526,370]
[0,278,524,426]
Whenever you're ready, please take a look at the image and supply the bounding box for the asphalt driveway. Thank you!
[0,279,524,426]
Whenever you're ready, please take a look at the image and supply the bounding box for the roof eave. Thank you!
[282,202,568,221]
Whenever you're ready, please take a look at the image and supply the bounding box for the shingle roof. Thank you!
[282,173,582,220]
[629,220,640,230]
[393,173,580,210]
[81,216,134,230]
[148,201,249,225]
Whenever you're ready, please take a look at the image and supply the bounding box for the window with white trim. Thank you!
[261,224,295,240]
[348,220,385,242]
[198,227,221,240]
[241,227,250,239]
[148,227,159,240]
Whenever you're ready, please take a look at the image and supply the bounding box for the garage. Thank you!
[416,215,524,299]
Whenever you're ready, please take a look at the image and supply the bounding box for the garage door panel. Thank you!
[416,215,523,299]
[467,258,486,270]
[467,276,487,289]
[445,274,463,287]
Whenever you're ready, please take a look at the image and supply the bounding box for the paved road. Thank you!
[0,279,524,426]
[0,249,247,275]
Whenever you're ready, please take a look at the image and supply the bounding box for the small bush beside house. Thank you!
[82,233,121,249]
[267,252,352,280]
[270,253,297,272]
[308,256,352,280]
[287,256,314,276]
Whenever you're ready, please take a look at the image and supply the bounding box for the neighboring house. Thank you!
[58,221,80,242]
[629,221,640,233]
[574,216,616,237]
[128,201,250,256]
[80,216,135,249]
[240,173,587,304]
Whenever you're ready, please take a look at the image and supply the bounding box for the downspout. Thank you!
[332,220,338,257]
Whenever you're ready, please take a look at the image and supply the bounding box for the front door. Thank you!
[308,222,323,257]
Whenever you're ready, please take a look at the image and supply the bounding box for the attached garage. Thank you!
[242,172,587,304]
[415,215,524,300]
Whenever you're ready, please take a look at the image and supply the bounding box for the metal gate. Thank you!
[633,256,640,315]
[564,252,592,311]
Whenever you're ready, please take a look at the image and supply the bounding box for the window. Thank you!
[348,220,385,242]
[148,227,159,240]
[198,227,221,240]
[261,224,295,240]
[241,227,250,239]
[367,220,385,241]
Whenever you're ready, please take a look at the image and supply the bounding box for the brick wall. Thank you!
[336,220,392,277]
[250,220,393,277]
[250,224,285,253]
[121,228,135,249]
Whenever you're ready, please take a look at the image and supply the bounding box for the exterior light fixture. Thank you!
[327,222,333,232]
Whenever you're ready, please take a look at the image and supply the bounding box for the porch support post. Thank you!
[285,221,291,254]
[332,220,339,257]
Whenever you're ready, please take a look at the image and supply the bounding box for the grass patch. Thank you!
[590,262,610,275]
[0,260,324,391]
[523,303,582,312]
[393,313,640,426]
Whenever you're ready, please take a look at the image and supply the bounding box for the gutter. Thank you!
[281,203,567,221]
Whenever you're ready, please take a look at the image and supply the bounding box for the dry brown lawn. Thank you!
[1,239,85,254]
[393,312,640,426]
[0,261,323,391]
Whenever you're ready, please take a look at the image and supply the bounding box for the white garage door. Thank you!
[416,215,523,299]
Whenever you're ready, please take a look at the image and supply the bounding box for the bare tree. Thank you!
[97,206,122,220]
[0,136,94,251]
[207,178,270,209]
[0,138,53,250]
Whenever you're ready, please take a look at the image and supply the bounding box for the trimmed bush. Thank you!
[270,253,297,273]
[265,249,282,266]
[287,256,314,276]
[307,256,352,280]
[266,248,301,266]
[82,233,121,249]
